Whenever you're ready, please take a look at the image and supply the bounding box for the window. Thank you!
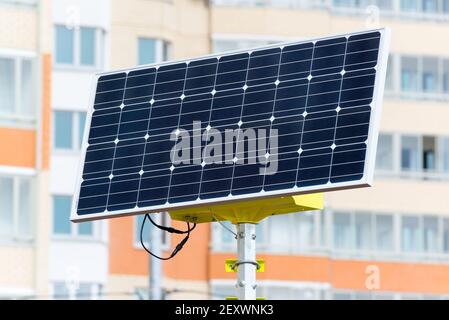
[375,214,393,251]
[0,0,39,5]
[442,137,449,173]
[54,25,103,68]
[355,213,372,250]
[138,38,170,65]
[212,210,319,253]
[444,60,449,93]
[375,0,394,9]
[293,213,315,249]
[376,134,393,171]
[395,56,449,98]
[423,216,439,252]
[385,55,394,91]
[0,56,35,122]
[443,219,449,253]
[333,212,353,250]
[0,176,33,241]
[80,28,96,66]
[220,221,236,245]
[401,57,418,92]
[422,0,438,12]
[53,196,93,237]
[0,58,15,114]
[422,136,436,171]
[333,291,352,300]
[332,0,354,7]
[331,0,393,9]
[135,213,170,248]
[401,0,418,11]
[55,26,74,64]
[422,58,438,93]
[53,282,102,300]
[0,178,13,237]
[401,136,420,171]
[213,38,277,54]
[354,291,373,300]
[53,111,87,151]
[401,216,421,252]
[53,196,70,235]
[444,0,449,13]
[267,214,291,251]
[399,135,440,174]
[212,282,324,300]
[383,54,449,98]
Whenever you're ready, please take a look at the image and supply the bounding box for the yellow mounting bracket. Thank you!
[226,296,266,300]
[225,259,265,273]
[169,193,324,224]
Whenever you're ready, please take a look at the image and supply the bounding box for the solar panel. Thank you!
[71,28,390,222]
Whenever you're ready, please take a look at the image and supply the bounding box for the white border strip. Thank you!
[0,165,37,177]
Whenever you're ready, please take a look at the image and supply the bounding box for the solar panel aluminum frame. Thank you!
[71,28,391,222]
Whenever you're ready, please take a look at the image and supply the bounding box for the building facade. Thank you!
[1,0,449,300]
[0,0,52,299]
[106,0,449,300]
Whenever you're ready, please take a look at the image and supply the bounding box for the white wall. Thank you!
[49,241,108,284]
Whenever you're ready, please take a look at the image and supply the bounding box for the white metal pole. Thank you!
[150,213,162,300]
[236,223,257,300]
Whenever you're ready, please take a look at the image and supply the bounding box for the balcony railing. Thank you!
[210,0,449,22]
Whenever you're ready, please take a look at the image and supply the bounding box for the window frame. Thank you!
[0,49,36,126]
[52,110,87,153]
[51,281,102,300]
[375,133,395,173]
[137,37,171,66]
[54,25,104,70]
[0,172,34,243]
[133,213,171,251]
[211,0,449,20]
[52,194,98,240]
[211,208,449,261]
[399,213,446,257]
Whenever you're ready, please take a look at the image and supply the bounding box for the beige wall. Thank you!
[0,247,35,289]
[211,7,449,58]
[381,99,449,136]
[327,178,449,215]
[110,0,210,69]
[0,4,38,50]
[107,274,209,300]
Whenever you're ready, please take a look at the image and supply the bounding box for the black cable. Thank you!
[147,214,196,234]
[140,213,196,260]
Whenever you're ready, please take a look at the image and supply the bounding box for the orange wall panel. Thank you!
[109,216,148,275]
[331,260,449,294]
[0,128,36,168]
[109,217,211,280]
[41,53,51,170]
[163,221,210,281]
[209,254,449,294]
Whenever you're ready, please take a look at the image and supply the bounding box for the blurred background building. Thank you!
[1,0,449,299]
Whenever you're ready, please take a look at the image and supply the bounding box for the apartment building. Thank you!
[0,0,52,298]
[106,0,449,300]
[2,0,449,300]
[208,0,449,299]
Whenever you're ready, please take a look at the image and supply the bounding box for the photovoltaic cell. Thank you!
[72,29,389,221]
